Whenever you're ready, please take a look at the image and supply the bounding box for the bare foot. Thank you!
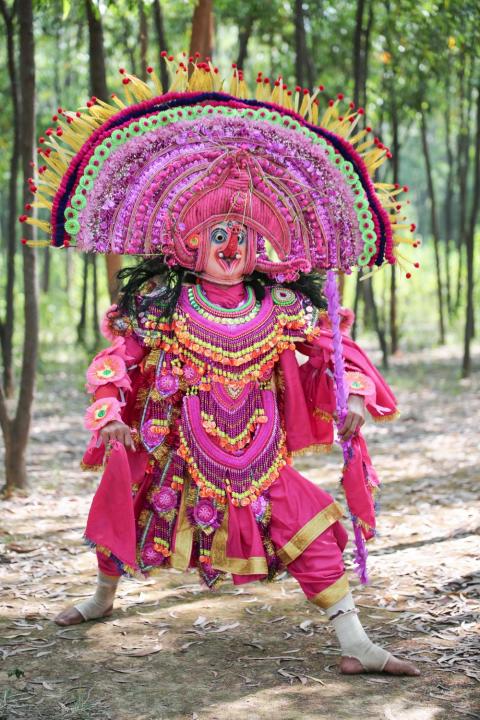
[340,654,420,676]
[54,605,113,626]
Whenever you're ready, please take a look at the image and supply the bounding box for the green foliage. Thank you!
[0,0,478,384]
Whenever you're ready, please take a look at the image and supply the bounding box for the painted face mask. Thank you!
[200,221,250,285]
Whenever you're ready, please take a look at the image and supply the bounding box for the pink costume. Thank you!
[81,279,397,608]
[21,60,415,611]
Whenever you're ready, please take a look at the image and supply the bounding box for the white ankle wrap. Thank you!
[74,572,119,621]
[327,592,390,671]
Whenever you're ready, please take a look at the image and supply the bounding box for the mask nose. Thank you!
[222,227,240,259]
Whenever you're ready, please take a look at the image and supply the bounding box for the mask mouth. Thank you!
[215,249,241,272]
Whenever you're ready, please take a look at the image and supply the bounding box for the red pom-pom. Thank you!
[168,55,174,61]
[122,77,130,85]
[21,238,27,244]
[357,107,364,115]
[386,151,393,158]
[19,214,27,223]
[24,203,32,210]
[63,239,70,248]
[328,99,334,107]
[119,67,125,74]
[161,50,168,57]
[318,84,325,91]
[366,126,372,132]
[194,52,200,58]
[403,185,409,192]
[45,128,53,136]
[337,93,344,100]
[295,85,301,92]
[57,107,63,113]
[146,66,153,73]
[410,223,416,232]
[406,272,412,279]
[38,136,45,144]
[414,262,420,268]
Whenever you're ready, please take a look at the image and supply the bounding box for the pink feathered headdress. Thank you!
[172,152,292,276]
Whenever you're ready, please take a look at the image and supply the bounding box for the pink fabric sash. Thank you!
[85,441,149,569]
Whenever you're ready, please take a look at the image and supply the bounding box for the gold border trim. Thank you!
[372,410,400,423]
[169,473,194,571]
[80,461,103,472]
[211,501,268,575]
[276,501,344,565]
[308,574,350,609]
[290,443,333,457]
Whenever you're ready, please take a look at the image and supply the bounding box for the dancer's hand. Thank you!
[99,421,135,451]
[338,395,366,441]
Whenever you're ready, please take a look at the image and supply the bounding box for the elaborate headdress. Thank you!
[20,57,417,282]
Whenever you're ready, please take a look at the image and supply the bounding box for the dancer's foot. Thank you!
[54,604,113,626]
[340,654,420,676]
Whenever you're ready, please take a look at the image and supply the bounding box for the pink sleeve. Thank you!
[297,331,398,421]
[82,329,148,470]
[91,334,148,401]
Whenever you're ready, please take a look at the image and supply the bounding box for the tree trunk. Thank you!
[294,0,315,89]
[443,69,454,316]
[41,247,50,293]
[152,0,169,92]
[77,254,89,346]
[92,254,100,346]
[462,83,480,378]
[352,0,365,106]
[138,0,148,80]
[0,0,20,399]
[189,0,214,60]
[364,279,389,369]
[1,0,39,493]
[237,13,255,69]
[455,55,474,309]
[85,0,122,302]
[420,107,446,345]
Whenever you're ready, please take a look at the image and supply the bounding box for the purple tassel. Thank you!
[325,269,369,584]
[353,521,369,584]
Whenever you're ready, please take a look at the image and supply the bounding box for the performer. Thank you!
[21,58,419,675]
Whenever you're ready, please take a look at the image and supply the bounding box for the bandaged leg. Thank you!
[73,571,120,621]
[326,592,390,671]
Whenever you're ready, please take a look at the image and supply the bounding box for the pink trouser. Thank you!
[97,464,349,608]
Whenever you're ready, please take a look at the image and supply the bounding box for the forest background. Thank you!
[0,3,478,719]
[0,0,478,491]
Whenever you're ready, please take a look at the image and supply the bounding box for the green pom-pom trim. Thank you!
[67,104,380,263]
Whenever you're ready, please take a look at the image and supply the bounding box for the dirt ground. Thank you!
[0,344,479,720]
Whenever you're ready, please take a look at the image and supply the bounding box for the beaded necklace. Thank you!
[187,285,261,325]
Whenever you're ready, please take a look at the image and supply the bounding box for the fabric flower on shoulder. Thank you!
[101,304,133,341]
[86,337,134,394]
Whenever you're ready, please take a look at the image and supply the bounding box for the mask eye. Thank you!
[210,227,228,245]
[237,231,246,246]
